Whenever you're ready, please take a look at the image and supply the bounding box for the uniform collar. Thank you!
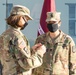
[54,30,64,43]
[46,30,64,44]
[9,26,24,36]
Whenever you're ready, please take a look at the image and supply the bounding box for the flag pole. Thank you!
[6,0,8,29]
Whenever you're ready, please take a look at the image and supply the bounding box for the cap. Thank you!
[46,12,61,22]
[10,5,33,20]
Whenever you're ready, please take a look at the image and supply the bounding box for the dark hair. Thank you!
[6,15,22,28]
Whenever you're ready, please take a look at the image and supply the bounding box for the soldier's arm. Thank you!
[25,37,46,69]
[14,36,46,70]
[26,44,46,68]
[69,38,76,75]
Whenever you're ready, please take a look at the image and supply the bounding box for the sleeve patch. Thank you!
[19,41,26,49]
[72,46,76,53]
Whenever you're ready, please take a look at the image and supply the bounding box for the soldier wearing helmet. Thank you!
[32,12,76,75]
[0,5,46,75]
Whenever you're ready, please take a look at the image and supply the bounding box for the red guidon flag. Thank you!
[38,0,56,36]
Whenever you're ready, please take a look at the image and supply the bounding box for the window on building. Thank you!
[69,20,75,36]
[6,3,13,29]
[69,5,75,18]
[65,3,76,36]
[7,3,13,17]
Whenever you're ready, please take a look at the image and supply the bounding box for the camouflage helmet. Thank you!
[46,12,61,22]
[10,5,33,20]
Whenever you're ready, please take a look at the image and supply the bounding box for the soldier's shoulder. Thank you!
[37,33,47,39]
[65,34,73,41]
[0,29,20,41]
[64,34,75,44]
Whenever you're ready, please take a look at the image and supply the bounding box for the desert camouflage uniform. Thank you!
[32,30,76,75]
[0,26,43,75]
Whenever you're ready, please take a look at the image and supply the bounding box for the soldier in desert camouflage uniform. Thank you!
[0,5,46,75]
[32,12,76,75]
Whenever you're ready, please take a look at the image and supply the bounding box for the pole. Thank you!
[6,0,8,29]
